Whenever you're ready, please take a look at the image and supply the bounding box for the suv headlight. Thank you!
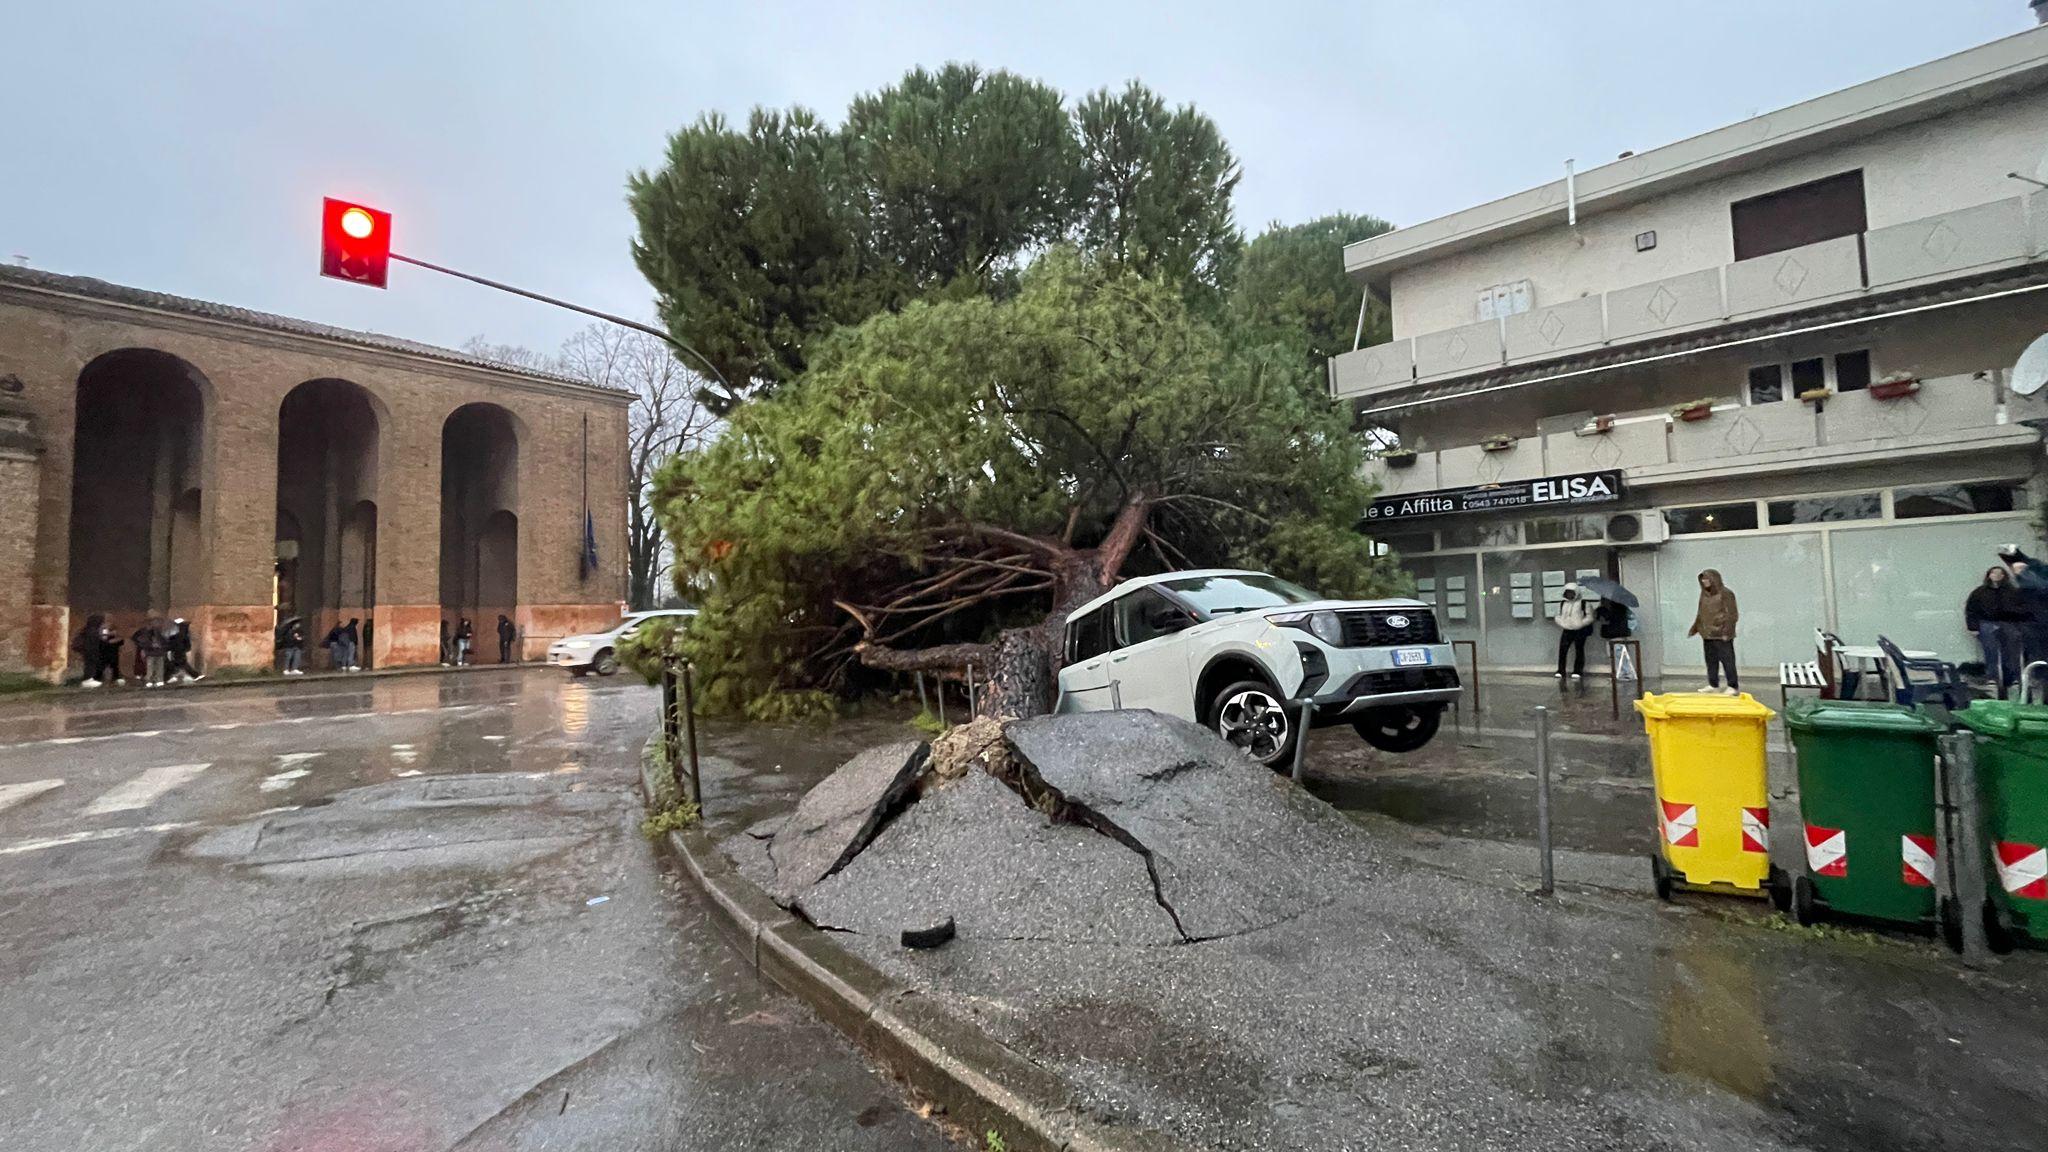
[1270,610,1343,646]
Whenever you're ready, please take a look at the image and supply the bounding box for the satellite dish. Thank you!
[2013,333,2048,398]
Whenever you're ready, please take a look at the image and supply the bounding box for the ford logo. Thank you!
[1385,614,1409,629]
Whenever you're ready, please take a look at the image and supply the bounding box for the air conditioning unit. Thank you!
[1604,510,1668,547]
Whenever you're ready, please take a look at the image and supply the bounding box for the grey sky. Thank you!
[3,1,2034,356]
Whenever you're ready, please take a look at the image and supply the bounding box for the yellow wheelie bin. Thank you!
[1634,692,1785,902]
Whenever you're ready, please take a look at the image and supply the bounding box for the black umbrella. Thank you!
[1574,576,1639,608]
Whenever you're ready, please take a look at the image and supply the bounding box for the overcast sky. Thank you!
[3,1,2036,356]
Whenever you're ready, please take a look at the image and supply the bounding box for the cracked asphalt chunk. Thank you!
[766,740,927,902]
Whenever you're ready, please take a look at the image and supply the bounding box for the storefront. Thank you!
[1371,469,2035,678]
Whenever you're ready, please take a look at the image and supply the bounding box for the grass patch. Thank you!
[985,1132,1008,1152]
[640,736,703,839]
[642,798,702,839]
[908,708,946,737]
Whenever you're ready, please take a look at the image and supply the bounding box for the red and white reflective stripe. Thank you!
[1741,807,1770,854]
[1901,833,1937,888]
[1661,801,1698,848]
[1805,825,1847,877]
[1996,842,2048,899]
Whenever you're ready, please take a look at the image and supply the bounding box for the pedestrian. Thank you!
[1687,569,1741,694]
[440,619,452,666]
[75,613,108,687]
[1999,545,2048,691]
[164,618,202,683]
[496,614,516,664]
[132,618,168,688]
[455,617,474,666]
[1553,583,1596,681]
[1966,567,2025,694]
[342,616,362,671]
[279,616,307,675]
[322,619,358,672]
[97,618,125,686]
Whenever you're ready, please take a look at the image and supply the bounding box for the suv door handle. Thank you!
[1111,654,1129,663]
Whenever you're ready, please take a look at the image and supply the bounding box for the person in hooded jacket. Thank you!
[277,616,308,675]
[496,614,516,664]
[454,617,474,666]
[1553,583,1596,680]
[164,618,202,682]
[1966,567,2025,693]
[75,614,114,687]
[132,619,168,688]
[1687,569,1741,694]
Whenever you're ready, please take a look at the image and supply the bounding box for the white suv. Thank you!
[548,609,697,676]
[1054,569,1459,767]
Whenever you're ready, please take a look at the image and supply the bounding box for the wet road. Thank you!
[0,670,953,1151]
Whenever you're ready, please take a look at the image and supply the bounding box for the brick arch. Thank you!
[276,379,383,645]
[440,402,522,633]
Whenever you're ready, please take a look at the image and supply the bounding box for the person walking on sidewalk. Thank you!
[164,618,202,683]
[1967,567,2025,694]
[1687,569,1741,694]
[496,614,516,664]
[341,617,361,671]
[454,617,474,666]
[1553,583,1596,681]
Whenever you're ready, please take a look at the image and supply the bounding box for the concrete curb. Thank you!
[640,755,1190,1152]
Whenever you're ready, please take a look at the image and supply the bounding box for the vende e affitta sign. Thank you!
[1364,469,1625,522]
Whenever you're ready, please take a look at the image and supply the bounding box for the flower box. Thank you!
[1870,376,1920,401]
[1574,414,1617,437]
[1671,400,1713,423]
[1480,435,1518,452]
[1383,449,1418,468]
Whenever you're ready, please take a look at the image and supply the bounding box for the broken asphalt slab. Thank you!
[765,740,927,903]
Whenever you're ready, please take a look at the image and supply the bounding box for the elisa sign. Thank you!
[1364,470,1624,522]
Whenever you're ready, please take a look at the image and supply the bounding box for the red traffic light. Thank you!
[320,198,391,288]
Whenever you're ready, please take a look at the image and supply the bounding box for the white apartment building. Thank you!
[1331,21,2048,680]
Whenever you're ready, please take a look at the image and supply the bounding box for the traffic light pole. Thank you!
[387,252,734,396]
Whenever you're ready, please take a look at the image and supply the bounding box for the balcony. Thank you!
[1332,191,2048,403]
[1364,372,2037,496]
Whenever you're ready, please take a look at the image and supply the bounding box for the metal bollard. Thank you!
[1290,702,1314,783]
[681,661,703,811]
[914,670,929,717]
[1937,732,1991,965]
[1534,705,1555,896]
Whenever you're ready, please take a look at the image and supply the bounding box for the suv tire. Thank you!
[1353,704,1442,753]
[1206,679,1300,770]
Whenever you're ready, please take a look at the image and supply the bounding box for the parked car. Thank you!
[1054,569,1460,767]
[548,609,697,676]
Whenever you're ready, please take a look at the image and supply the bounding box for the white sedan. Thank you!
[547,609,697,676]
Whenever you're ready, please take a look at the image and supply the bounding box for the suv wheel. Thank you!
[1353,705,1442,753]
[1207,680,1299,770]
[593,649,619,677]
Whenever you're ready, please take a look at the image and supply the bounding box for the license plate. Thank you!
[1393,648,1431,667]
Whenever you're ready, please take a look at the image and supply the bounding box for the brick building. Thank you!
[0,265,631,681]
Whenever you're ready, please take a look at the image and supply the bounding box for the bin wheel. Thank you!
[1767,865,1791,915]
[1985,902,2016,955]
[1792,874,1820,927]
[1650,854,1674,902]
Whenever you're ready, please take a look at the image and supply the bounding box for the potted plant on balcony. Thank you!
[1671,398,1714,423]
[1575,413,1617,437]
[1382,447,1418,468]
[1481,434,1518,452]
[1870,372,1921,401]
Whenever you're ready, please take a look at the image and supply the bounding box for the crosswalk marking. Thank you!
[83,763,210,816]
[1,822,193,856]
[0,780,64,814]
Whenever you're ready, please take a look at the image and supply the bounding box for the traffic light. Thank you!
[320,197,391,288]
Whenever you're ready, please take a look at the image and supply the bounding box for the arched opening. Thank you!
[67,349,209,661]
[440,403,521,639]
[276,379,381,648]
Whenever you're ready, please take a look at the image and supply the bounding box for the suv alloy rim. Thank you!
[1217,687,1290,762]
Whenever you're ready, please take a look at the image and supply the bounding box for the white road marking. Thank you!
[482,735,507,742]
[260,768,311,792]
[393,769,422,778]
[392,743,418,764]
[82,763,211,816]
[275,752,324,768]
[0,779,65,814]
[1,822,193,856]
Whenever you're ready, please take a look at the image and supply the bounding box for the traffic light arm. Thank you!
[388,252,735,397]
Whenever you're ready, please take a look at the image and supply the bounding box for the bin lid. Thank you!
[1634,692,1777,721]
[1783,696,1946,734]
[1953,699,2048,738]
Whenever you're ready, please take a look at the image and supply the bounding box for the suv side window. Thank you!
[1067,608,1112,662]
[1115,588,1187,647]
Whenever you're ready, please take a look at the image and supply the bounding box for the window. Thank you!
[1666,503,1759,534]
[1442,521,1523,549]
[1768,493,1880,525]
[1371,531,1436,556]
[1894,483,2028,520]
[1115,588,1191,646]
[1747,364,1784,405]
[1067,608,1112,662]
[1791,358,1826,395]
[1731,170,1867,262]
[1159,573,1317,617]
[1835,349,1872,392]
[1524,515,1608,544]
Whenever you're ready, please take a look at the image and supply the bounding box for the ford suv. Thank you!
[1053,569,1460,767]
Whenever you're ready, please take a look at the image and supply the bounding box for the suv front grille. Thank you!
[1338,608,1440,647]
[1341,667,1461,695]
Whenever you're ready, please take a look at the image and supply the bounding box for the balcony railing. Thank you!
[1331,191,2048,402]
[1365,373,2033,495]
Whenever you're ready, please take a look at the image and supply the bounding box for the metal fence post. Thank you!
[660,660,681,792]
[966,661,978,717]
[1534,705,1555,896]
[1938,731,1991,965]
[681,660,703,811]
[914,670,929,717]
[1290,703,1314,783]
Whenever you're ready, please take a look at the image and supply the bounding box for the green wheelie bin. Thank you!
[1782,698,1946,931]
[1952,700,2048,948]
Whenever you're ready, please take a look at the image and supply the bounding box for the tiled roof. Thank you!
[0,263,625,393]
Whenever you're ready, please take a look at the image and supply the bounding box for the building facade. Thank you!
[0,265,632,681]
[1331,25,2048,678]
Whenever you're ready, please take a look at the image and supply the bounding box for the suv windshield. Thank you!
[1161,573,1319,617]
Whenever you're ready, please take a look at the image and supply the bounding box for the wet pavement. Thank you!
[0,669,954,1151]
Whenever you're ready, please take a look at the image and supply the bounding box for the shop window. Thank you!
[1372,531,1436,556]
[1768,492,1880,526]
[1442,521,1522,549]
[1747,364,1784,405]
[1666,503,1758,534]
[1834,349,1871,392]
[1894,483,2027,520]
[1790,358,1826,396]
[1524,515,1607,544]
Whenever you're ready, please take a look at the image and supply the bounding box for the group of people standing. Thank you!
[1966,546,2048,694]
[71,615,202,688]
[273,616,363,674]
[1549,569,1740,693]
[440,615,518,666]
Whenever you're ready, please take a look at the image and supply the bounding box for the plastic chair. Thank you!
[1876,635,1966,709]
[1813,628,1844,699]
